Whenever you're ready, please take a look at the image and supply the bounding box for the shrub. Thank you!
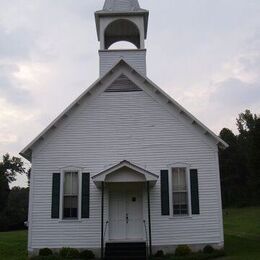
[59,247,80,259]
[39,248,53,256]
[203,245,214,254]
[154,250,164,257]
[30,256,60,260]
[79,249,95,259]
[175,245,192,256]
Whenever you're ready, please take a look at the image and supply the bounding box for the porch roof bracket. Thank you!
[92,160,158,188]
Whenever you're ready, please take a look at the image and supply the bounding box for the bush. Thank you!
[30,256,60,260]
[175,245,192,256]
[154,250,164,257]
[203,245,214,254]
[59,247,80,259]
[39,248,53,256]
[79,249,95,259]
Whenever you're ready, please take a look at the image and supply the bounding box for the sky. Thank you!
[0,0,260,187]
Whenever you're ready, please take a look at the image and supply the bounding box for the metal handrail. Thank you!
[104,221,109,239]
[143,220,149,260]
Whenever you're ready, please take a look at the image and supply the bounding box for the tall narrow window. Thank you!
[172,168,188,215]
[63,172,78,219]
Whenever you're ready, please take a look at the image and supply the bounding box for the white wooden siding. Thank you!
[99,49,146,76]
[30,88,223,250]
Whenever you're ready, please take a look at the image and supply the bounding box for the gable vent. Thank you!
[105,74,142,92]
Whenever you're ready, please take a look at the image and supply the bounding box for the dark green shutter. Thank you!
[81,173,90,218]
[161,170,170,215]
[190,169,200,214]
[51,173,60,219]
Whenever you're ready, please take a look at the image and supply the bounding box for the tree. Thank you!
[0,187,29,231]
[0,154,28,231]
[219,128,248,207]
[246,114,260,205]
[0,154,26,213]
[0,174,9,211]
[0,153,26,183]
[219,110,260,207]
[236,109,257,135]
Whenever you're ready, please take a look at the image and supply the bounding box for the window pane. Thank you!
[63,172,78,219]
[172,168,187,191]
[64,172,78,195]
[63,196,78,218]
[173,192,187,204]
[64,173,71,195]
[172,168,188,215]
[71,172,78,195]
[173,192,188,215]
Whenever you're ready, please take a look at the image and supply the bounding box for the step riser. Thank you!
[105,242,146,260]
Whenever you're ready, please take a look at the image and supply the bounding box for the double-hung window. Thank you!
[63,172,79,219]
[172,167,188,215]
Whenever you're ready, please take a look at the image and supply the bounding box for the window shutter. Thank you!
[51,173,60,219]
[81,173,90,218]
[190,169,200,214]
[160,170,170,215]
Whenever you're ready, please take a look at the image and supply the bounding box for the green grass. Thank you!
[222,207,260,260]
[0,230,28,260]
[0,207,259,259]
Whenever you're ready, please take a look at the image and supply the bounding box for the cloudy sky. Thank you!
[1,0,260,187]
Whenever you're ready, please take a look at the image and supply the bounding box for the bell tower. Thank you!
[95,0,149,76]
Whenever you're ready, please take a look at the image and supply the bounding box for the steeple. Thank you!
[95,0,149,76]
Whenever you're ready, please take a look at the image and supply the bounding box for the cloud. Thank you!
[0,26,35,59]
[0,98,40,151]
[211,51,260,105]
[0,63,32,104]
[0,0,259,188]
[212,78,260,107]
[198,51,260,133]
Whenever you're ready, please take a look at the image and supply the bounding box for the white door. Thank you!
[126,190,143,240]
[109,185,143,240]
[109,190,127,240]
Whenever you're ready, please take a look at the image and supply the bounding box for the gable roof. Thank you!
[92,160,158,187]
[20,59,228,161]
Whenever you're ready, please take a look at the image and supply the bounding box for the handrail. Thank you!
[104,221,109,239]
[143,220,149,260]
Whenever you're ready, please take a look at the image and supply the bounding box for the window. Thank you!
[63,172,78,219]
[172,168,188,215]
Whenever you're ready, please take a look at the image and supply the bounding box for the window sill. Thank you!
[58,219,83,223]
[168,215,192,220]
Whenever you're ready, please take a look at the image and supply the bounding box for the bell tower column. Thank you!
[95,0,149,76]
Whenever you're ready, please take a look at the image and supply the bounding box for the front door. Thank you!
[109,184,143,241]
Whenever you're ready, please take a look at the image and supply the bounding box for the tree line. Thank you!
[0,109,259,231]
[0,154,29,231]
[219,110,260,207]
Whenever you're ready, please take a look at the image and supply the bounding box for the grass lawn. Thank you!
[222,207,260,260]
[0,230,28,260]
[0,207,259,259]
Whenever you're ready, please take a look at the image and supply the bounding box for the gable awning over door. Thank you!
[92,160,158,188]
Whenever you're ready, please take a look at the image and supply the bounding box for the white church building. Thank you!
[21,0,228,259]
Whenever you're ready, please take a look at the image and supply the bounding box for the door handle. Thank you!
[126,213,129,224]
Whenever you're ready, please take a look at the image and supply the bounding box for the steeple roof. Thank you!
[103,0,141,12]
[95,0,149,40]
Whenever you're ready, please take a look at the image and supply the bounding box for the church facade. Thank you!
[21,0,227,258]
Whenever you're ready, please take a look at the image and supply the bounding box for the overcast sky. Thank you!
[1,0,260,187]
